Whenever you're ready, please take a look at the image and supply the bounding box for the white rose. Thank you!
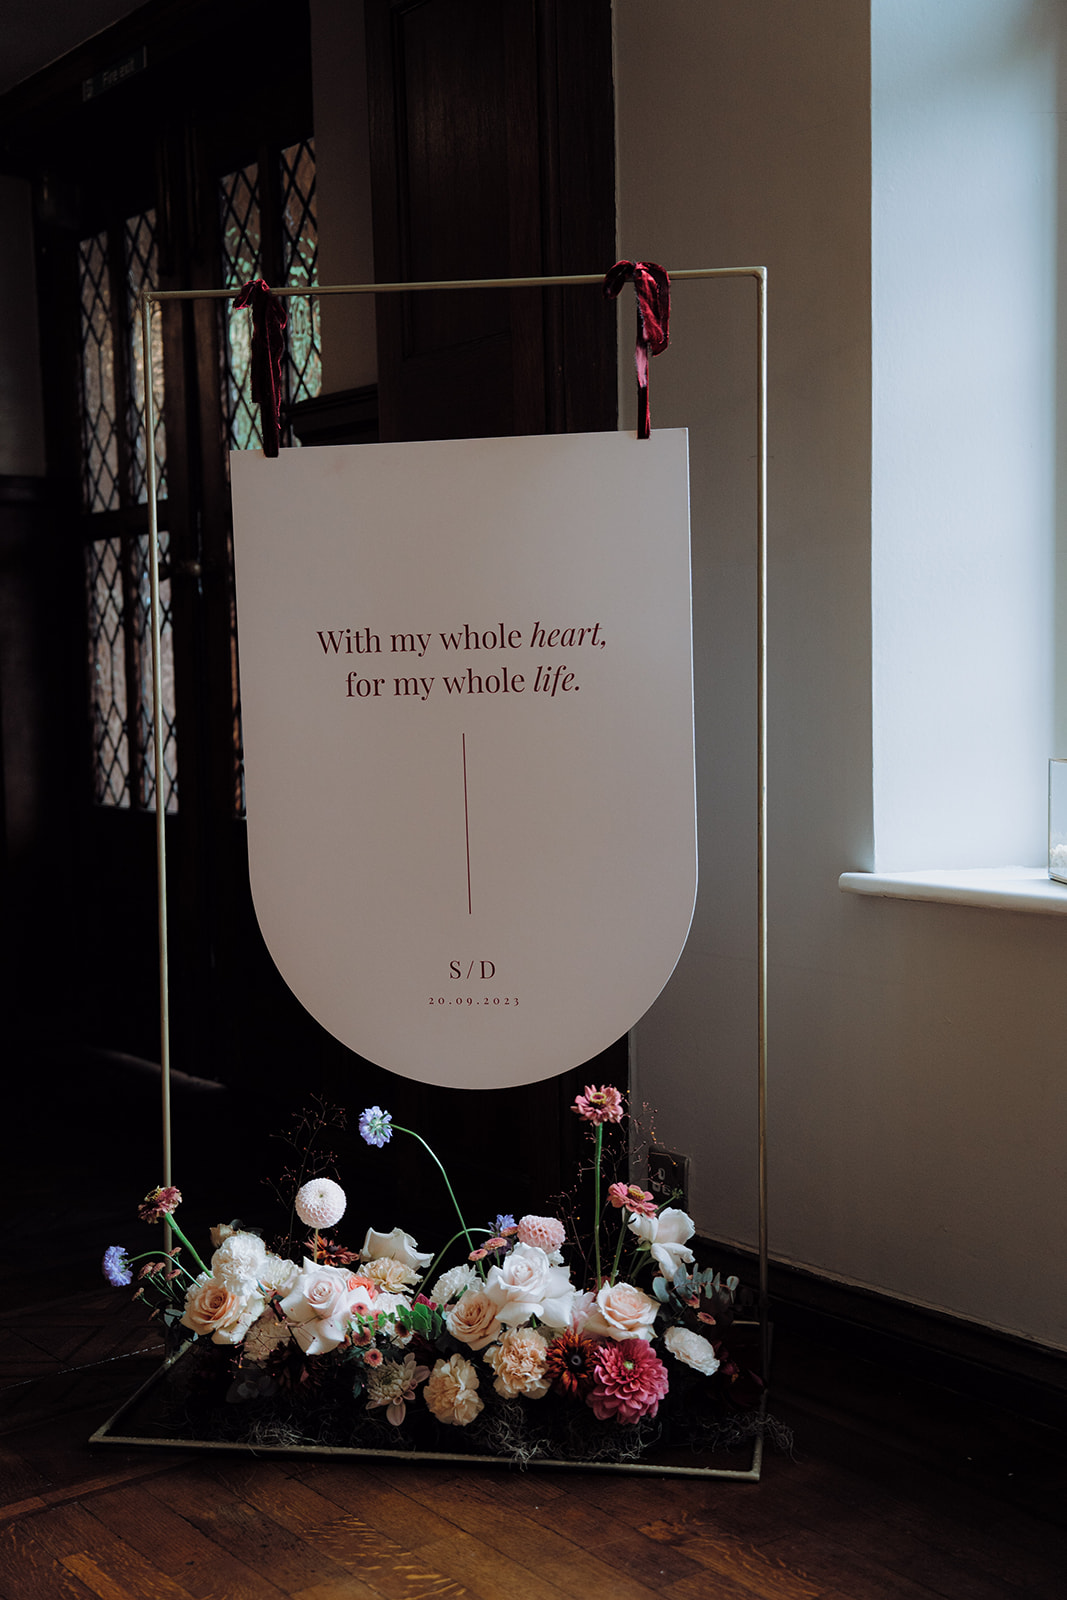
[484,1242,575,1329]
[362,1226,433,1273]
[279,1259,376,1356]
[628,1207,696,1278]
[580,1280,659,1341]
[664,1325,720,1376]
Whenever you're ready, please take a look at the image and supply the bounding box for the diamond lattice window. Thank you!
[280,139,321,408]
[220,138,319,817]
[86,537,129,806]
[219,162,264,452]
[125,211,167,504]
[78,233,120,515]
[78,211,177,812]
[219,139,321,453]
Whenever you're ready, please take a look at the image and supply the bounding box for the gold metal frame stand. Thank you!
[127,265,770,1479]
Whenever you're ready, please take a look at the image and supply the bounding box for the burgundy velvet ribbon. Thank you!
[603,260,671,439]
[233,279,288,457]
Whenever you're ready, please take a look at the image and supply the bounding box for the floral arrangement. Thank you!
[103,1089,767,1464]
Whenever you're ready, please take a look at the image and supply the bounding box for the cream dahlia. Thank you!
[294,1177,346,1229]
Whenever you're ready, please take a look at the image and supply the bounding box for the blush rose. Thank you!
[580,1280,659,1342]
[484,1242,575,1329]
[445,1289,503,1351]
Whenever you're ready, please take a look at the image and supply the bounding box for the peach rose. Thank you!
[445,1289,503,1351]
[181,1276,253,1343]
[580,1280,659,1342]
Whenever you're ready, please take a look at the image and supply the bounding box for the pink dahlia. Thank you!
[572,1085,624,1124]
[587,1338,669,1424]
[295,1177,346,1229]
[516,1214,566,1253]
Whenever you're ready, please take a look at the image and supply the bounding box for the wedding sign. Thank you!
[230,429,695,1089]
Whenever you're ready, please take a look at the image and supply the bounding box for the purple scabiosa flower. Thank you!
[359,1106,393,1147]
[102,1246,132,1287]
[494,1214,516,1234]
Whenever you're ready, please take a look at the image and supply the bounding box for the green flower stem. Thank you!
[161,1215,209,1276]
[394,1126,477,1261]
[593,1123,604,1286]
[609,1210,629,1285]
[422,1226,490,1288]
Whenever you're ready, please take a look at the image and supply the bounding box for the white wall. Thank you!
[617,0,1067,1351]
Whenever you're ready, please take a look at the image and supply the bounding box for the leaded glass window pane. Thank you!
[134,531,179,813]
[86,538,129,806]
[78,233,120,514]
[80,214,177,813]
[125,209,168,504]
[280,138,321,408]
[219,162,263,451]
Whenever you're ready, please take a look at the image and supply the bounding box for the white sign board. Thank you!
[230,429,695,1089]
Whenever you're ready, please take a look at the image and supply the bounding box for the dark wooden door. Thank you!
[2,0,622,1247]
[354,0,624,1240]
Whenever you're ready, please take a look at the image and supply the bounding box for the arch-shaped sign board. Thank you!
[230,428,695,1089]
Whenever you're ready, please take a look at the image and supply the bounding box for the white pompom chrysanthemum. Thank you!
[294,1177,347,1229]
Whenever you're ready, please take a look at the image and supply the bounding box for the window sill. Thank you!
[838,866,1067,916]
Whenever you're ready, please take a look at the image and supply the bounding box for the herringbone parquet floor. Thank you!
[1,1049,1065,1598]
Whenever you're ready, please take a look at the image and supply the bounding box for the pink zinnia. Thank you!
[587,1338,669,1424]
[607,1182,657,1216]
[572,1085,624,1124]
[138,1186,182,1224]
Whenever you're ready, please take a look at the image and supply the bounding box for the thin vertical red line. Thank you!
[462,733,472,914]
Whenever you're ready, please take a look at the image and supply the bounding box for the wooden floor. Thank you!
[2,1284,1066,1598]
[2,1054,1065,1598]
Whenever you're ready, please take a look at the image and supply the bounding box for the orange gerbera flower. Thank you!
[544,1329,602,1399]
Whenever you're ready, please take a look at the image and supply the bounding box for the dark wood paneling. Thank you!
[367,0,616,444]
